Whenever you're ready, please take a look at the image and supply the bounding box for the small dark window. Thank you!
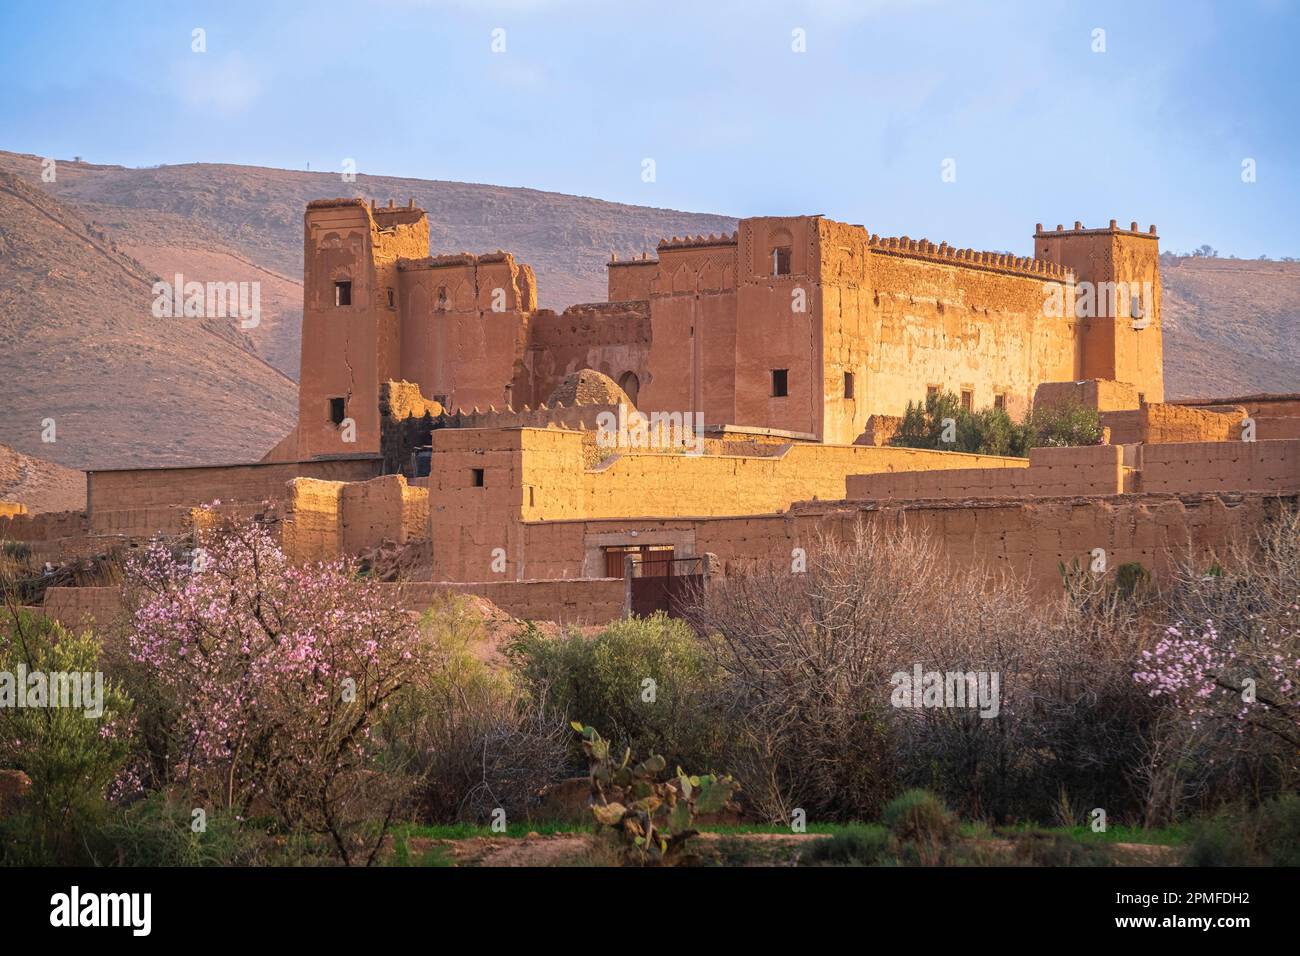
[329,397,346,425]
[436,286,448,310]
[772,369,789,398]
[334,281,352,307]
[1138,392,1146,405]
[843,371,855,400]
[386,287,395,308]
[926,385,940,401]
[471,468,485,487]
[960,389,973,412]
[772,247,792,276]
[993,393,1006,412]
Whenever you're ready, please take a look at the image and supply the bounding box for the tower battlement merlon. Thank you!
[655,231,739,252]
[864,230,1074,281]
[1034,220,1159,240]
[608,252,659,267]
[397,252,490,270]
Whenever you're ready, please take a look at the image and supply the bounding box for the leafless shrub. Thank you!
[686,518,1176,824]
[379,595,568,825]
[686,520,1056,821]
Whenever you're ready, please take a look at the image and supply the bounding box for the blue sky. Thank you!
[1,0,1297,257]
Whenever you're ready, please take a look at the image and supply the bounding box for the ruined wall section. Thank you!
[86,458,383,535]
[518,493,1288,596]
[1137,439,1300,494]
[280,474,428,564]
[846,445,1125,500]
[1102,403,1244,445]
[524,301,651,406]
[607,256,658,302]
[1175,395,1300,441]
[396,251,534,414]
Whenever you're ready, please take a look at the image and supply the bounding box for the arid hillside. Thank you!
[0,150,736,381]
[1159,254,1300,399]
[0,443,85,513]
[0,148,1295,472]
[0,170,297,471]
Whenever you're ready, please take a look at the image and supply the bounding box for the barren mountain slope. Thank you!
[0,151,738,379]
[0,171,296,471]
[1159,255,1300,398]
[0,443,85,513]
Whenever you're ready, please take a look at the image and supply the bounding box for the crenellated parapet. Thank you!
[866,233,1073,281]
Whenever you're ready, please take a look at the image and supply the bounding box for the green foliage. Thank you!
[1024,400,1105,449]
[1113,561,1152,600]
[0,609,132,864]
[1187,795,1300,867]
[803,826,892,866]
[509,613,721,769]
[380,595,567,824]
[881,789,958,847]
[889,390,1104,458]
[890,390,1030,457]
[1,541,31,563]
[573,722,739,865]
[1255,793,1300,867]
[79,792,260,867]
[1185,816,1258,867]
[890,391,964,449]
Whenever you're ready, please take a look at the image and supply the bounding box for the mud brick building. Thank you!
[6,197,1298,626]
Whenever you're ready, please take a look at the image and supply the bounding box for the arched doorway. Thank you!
[617,371,640,405]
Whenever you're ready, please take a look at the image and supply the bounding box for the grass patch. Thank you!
[695,821,851,836]
[388,831,453,867]
[394,819,594,841]
[980,822,1187,846]
[802,826,892,866]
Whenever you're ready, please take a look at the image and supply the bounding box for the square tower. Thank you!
[296,199,428,460]
[1034,220,1163,402]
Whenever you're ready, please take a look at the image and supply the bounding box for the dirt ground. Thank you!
[398,831,1181,868]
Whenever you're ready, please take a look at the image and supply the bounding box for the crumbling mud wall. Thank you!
[280,474,427,564]
[514,492,1291,596]
[86,457,383,534]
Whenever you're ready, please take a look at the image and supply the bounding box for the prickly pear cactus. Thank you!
[571,721,740,865]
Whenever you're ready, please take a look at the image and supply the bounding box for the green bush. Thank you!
[1024,400,1105,449]
[1183,796,1300,867]
[379,595,567,824]
[881,790,958,847]
[509,613,722,770]
[0,610,133,864]
[80,793,261,867]
[1113,561,1152,600]
[803,826,892,866]
[1256,793,1300,867]
[889,390,1104,458]
[1186,815,1258,867]
[891,392,1030,457]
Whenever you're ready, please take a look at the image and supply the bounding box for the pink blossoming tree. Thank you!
[124,514,430,864]
[1136,510,1300,753]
